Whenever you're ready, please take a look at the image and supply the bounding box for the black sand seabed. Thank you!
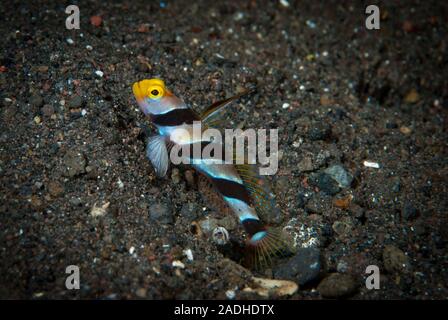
[0,0,447,299]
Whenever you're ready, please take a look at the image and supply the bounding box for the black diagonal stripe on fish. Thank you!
[151,108,199,127]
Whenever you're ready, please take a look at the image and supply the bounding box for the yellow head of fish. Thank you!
[132,78,180,115]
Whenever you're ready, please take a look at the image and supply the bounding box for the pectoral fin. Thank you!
[146,135,169,177]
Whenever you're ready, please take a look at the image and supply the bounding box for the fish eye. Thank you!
[148,85,164,99]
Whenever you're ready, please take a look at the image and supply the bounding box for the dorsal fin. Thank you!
[199,88,256,129]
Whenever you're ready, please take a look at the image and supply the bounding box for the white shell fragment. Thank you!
[183,249,194,261]
[243,277,298,297]
[212,227,230,245]
[95,70,104,77]
[172,260,185,269]
[225,289,236,299]
[90,201,110,217]
[363,160,380,169]
[306,20,317,29]
[279,0,290,8]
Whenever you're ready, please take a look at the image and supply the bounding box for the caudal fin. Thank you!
[243,227,293,270]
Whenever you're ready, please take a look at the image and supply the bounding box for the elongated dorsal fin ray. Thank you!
[146,135,169,177]
[200,88,256,130]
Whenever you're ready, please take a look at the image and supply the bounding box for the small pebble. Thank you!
[298,156,315,172]
[212,226,230,245]
[172,260,185,269]
[180,202,200,221]
[332,219,352,237]
[149,202,173,224]
[309,172,340,195]
[249,277,298,297]
[337,260,349,273]
[403,21,415,33]
[184,170,195,187]
[400,126,412,135]
[308,122,331,141]
[41,104,54,117]
[63,150,87,177]
[363,160,380,169]
[137,24,150,33]
[320,94,332,106]
[317,273,357,298]
[90,15,102,27]
[402,202,418,220]
[90,202,110,217]
[279,0,290,8]
[333,195,352,209]
[199,217,219,233]
[404,89,419,103]
[233,12,244,21]
[47,181,64,197]
[171,168,181,184]
[225,290,236,299]
[383,245,410,273]
[306,20,316,29]
[29,94,44,108]
[324,165,353,188]
[135,288,147,298]
[273,247,321,286]
[68,95,83,109]
[183,249,194,261]
[69,197,82,206]
[34,181,44,189]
